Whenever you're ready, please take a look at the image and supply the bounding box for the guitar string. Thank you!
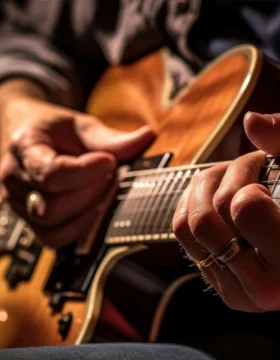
[121,175,146,238]
[120,162,220,179]
[117,159,280,199]
[159,168,193,235]
[5,159,279,246]
[127,174,155,237]
[119,155,280,181]
[166,168,201,235]
[133,171,171,236]
[131,173,160,236]
[117,176,139,238]
[110,159,280,239]
[262,158,280,206]
[141,171,175,236]
[106,174,137,239]
[105,158,280,240]
[151,170,182,235]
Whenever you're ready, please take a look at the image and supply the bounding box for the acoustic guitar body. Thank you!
[0,44,280,348]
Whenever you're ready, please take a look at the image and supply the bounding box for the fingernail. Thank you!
[244,111,274,125]
[244,111,253,122]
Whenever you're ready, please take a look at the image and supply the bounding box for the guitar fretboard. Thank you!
[260,155,280,205]
[105,163,215,245]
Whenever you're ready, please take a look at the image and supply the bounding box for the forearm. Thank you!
[0,78,48,157]
[0,78,48,106]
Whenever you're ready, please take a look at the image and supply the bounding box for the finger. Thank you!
[0,152,32,210]
[173,164,260,312]
[189,166,276,311]
[13,143,116,193]
[78,119,155,161]
[244,111,280,155]
[33,204,101,249]
[188,164,235,254]
[202,260,264,313]
[172,180,221,297]
[8,196,102,249]
[222,243,280,311]
[231,183,280,268]
[26,180,115,227]
[0,152,30,184]
[173,163,230,259]
[213,150,266,231]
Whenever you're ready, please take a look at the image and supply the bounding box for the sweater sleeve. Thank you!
[0,0,86,109]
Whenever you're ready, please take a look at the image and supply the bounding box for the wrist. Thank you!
[0,78,48,109]
[0,79,49,157]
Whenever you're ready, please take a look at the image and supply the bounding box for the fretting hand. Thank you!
[173,111,280,312]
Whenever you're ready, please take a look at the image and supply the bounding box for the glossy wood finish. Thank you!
[87,45,261,166]
[0,248,87,347]
[0,44,275,348]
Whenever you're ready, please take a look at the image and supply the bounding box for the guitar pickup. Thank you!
[5,234,42,288]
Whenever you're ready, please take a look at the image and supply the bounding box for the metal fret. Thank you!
[260,155,280,206]
[133,172,166,236]
[151,170,183,234]
[141,171,176,235]
[165,168,199,235]
[104,163,214,246]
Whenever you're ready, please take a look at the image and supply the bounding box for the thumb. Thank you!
[244,111,280,155]
[79,121,155,161]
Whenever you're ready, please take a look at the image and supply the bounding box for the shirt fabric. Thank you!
[0,0,279,109]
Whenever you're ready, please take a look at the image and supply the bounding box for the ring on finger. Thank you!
[197,237,246,269]
[26,191,45,217]
[215,237,247,265]
[198,253,216,268]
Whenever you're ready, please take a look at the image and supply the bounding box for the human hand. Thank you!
[173,111,280,312]
[0,96,154,248]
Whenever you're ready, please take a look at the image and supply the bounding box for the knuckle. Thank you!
[190,169,206,186]
[213,189,233,218]
[230,184,262,222]
[32,166,58,192]
[188,208,216,238]
[238,154,261,181]
[172,212,190,239]
[9,128,28,153]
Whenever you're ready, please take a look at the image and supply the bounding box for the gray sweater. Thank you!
[0,0,279,109]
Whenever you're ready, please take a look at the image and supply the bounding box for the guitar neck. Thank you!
[105,161,222,246]
[105,155,280,246]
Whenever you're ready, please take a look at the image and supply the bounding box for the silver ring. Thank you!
[26,191,42,217]
[216,238,244,265]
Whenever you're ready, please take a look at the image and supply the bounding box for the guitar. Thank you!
[1,44,280,348]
